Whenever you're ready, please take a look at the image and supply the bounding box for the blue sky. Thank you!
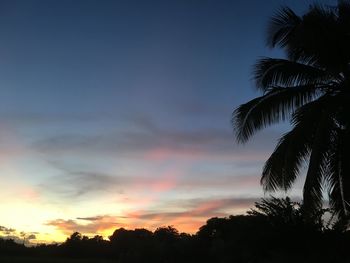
[0,0,336,243]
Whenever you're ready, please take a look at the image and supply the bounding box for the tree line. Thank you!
[1,198,350,263]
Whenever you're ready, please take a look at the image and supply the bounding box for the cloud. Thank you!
[33,129,235,158]
[0,112,103,125]
[32,114,278,162]
[47,196,260,236]
[32,115,278,172]
[47,215,119,235]
[37,162,184,215]
[26,234,37,240]
[174,101,230,118]
[0,226,16,235]
[122,196,305,233]
[37,153,263,202]
[0,226,38,246]
[76,216,107,221]
[31,114,279,209]
[128,196,259,221]
[48,195,312,236]
[38,170,123,198]
[177,174,261,190]
[31,114,278,203]
[122,196,264,233]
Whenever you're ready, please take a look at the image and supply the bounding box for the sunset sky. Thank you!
[0,0,335,244]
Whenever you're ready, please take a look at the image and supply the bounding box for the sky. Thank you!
[0,0,336,244]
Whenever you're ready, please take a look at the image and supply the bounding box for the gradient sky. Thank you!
[0,0,336,244]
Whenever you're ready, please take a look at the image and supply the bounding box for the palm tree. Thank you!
[233,1,350,220]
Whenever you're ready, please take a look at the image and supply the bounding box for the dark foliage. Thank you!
[232,0,350,221]
[1,198,350,263]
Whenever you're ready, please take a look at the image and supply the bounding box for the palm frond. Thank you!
[338,0,350,25]
[327,135,343,216]
[284,4,348,69]
[254,58,331,92]
[261,129,310,191]
[233,85,320,143]
[234,1,350,220]
[303,112,334,214]
[327,129,350,219]
[261,96,330,191]
[267,7,301,48]
[339,130,350,216]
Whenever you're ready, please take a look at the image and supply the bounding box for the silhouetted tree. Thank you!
[197,197,350,263]
[153,226,179,242]
[1,198,350,262]
[233,1,350,222]
[197,214,275,262]
[153,226,181,262]
[109,228,155,262]
[60,232,109,258]
[248,197,326,230]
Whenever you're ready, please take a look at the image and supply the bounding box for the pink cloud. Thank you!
[122,197,258,233]
[144,147,204,161]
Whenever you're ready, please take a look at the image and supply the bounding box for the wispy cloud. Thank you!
[135,196,261,233]
[37,164,124,198]
[0,112,107,125]
[46,196,259,236]
[125,196,258,228]
[33,129,235,158]
[33,115,278,166]
[37,159,261,201]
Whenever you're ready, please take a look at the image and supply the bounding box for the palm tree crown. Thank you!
[233,1,350,219]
